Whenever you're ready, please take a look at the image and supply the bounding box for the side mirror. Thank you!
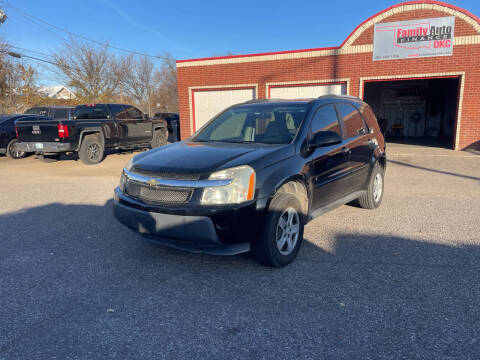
[311,131,342,148]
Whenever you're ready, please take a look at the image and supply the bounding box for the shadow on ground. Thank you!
[1,201,479,359]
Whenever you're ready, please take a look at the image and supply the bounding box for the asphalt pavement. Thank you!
[1,145,479,359]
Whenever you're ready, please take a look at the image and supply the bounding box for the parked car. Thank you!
[0,114,39,159]
[15,104,168,165]
[153,112,180,142]
[24,106,74,120]
[113,95,386,267]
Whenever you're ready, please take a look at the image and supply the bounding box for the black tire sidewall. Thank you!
[79,136,104,165]
[151,130,167,148]
[257,193,304,267]
[6,139,25,159]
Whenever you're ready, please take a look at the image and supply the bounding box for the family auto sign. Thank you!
[373,16,455,61]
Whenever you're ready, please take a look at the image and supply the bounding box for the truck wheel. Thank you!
[78,134,104,165]
[151,129,167,148]
[358,163,384,209]
[6,138,26,159]
[254,193,304,267]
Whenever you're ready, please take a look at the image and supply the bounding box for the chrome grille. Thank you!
[126,181,193,204]
[131,169,200,181]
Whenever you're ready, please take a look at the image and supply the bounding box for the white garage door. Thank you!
[193,88,255,131]
[269,83,346,99]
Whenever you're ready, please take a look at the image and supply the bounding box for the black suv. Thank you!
[113,96,386,267]
[153,112,180,142]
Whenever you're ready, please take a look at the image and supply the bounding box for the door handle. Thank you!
[341,146,351,155]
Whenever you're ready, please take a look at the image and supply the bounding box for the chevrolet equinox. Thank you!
[113,95,386,267]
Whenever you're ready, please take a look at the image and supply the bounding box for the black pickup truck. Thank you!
[15,104,168,164]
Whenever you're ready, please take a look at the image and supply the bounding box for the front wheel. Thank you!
[358,164,384,209]
[78,134,105,165]
[254,193,304,267]
[6,138,26,159]
[151,129,168,148]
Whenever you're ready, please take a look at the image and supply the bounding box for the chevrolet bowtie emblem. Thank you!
[146,178,159,186]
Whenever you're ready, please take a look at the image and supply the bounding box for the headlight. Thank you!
[119,170,127,191]
[119,158,134,191]
[201,165,256,205]
[125,158,134,172]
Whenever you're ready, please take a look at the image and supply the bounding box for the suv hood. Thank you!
[131,141,293,175]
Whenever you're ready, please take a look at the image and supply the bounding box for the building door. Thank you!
[193,88,255,131]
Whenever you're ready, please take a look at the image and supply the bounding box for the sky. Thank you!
[1,0,479,85]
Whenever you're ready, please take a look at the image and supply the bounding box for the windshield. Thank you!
[192,104,308,144]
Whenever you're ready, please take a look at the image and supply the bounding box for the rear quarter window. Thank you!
[336,103,367,138]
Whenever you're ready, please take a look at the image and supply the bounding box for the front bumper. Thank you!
[15,142,73,153]
[113,187,265,255]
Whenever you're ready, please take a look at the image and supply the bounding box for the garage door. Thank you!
[269,83,346,99]
[193,88,255,131]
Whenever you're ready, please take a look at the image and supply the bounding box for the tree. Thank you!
[152,53,178,113]
[121,55,158,116]
[0,43,39,113]
[54,39,126,102]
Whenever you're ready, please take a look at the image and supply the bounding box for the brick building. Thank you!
[176,1,480,150]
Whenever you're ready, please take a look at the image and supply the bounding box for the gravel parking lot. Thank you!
[1,145,479,359]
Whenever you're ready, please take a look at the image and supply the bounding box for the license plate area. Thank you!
[35,143,44,150]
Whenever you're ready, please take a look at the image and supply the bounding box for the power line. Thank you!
[9,45,56,60]
[2,50,80,73]
[7,4,171,61]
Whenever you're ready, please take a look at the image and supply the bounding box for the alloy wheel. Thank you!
[8,142,25,159]
[373,173,383,202]
[87,143,100,160]
[276,207,300,256]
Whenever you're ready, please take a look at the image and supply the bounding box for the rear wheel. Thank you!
[151,129,168,148]
[6,138,26,159]
[358,164,384,209]
[78,134,104,165]
[254,193,304,267]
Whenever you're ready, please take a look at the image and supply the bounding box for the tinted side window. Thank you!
[74,105,110,119]
[125,106,143,119]
[25,107,48,116]
[109,104,127,119]
[167,114,179,121]
[337,103,366,138]
[53,108,70,119]
[310,104,341,136]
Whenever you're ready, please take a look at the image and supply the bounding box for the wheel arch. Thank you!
[269,176,309,219]
[76,129,105,151]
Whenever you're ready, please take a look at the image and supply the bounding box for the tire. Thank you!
[151,129,168,148]
[6,138,26,159]
[78,134,104,165]
[358,164,384,209]
[254,193,304,267]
